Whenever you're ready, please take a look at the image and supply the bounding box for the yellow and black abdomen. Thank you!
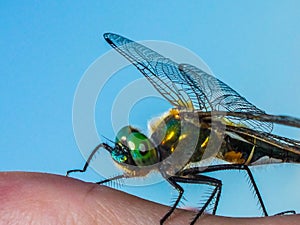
[220,133,300,165]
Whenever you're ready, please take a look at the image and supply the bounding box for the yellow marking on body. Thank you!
[170,146,175,153]
[165,131,175,142]
[179,134,187,141]
[245,139,256,165]
[201,137,209,148]
[169,108,180,119]
[222,117,247,128]
[224,151,245,164]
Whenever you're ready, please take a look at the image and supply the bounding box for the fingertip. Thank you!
[1,172,299,225]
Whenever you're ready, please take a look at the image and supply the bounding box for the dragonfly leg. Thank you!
[161,174,221,225]
[212,179,222,215]
[160,176,184,225]
[181,164,269,216]
[66,143,112,177]
[96,174,126,185]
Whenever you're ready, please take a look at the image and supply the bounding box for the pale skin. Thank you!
[0,172,299,225]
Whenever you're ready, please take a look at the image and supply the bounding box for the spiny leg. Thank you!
[172,174,221,225]
[181,164,297,216]
[212,180,222,215]
[160,176,184,225]
[182,164,269,216]
[66,143,112,176]
[96,174,126,185]
[191,182,220,225]
[161,174,221,225]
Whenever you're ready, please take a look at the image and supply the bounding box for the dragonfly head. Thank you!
[112,126,159,167]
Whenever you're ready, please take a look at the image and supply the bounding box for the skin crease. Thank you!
[0,172,299,225]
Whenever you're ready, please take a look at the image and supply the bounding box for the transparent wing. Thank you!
[104,33,202,110]
[104,33,273,132]
[179,64,273,132]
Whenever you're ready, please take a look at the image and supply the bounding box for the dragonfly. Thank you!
[67,33,300,225]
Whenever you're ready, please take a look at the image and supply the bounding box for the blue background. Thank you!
[1,0,300,217]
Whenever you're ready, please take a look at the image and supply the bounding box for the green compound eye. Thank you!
[115,126,138,145]
[127,132,159,166]
[115,126,159,166]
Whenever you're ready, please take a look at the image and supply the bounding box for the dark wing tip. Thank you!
[103,33,134,48]
[103,32,114,39]
[103,32,116,44]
